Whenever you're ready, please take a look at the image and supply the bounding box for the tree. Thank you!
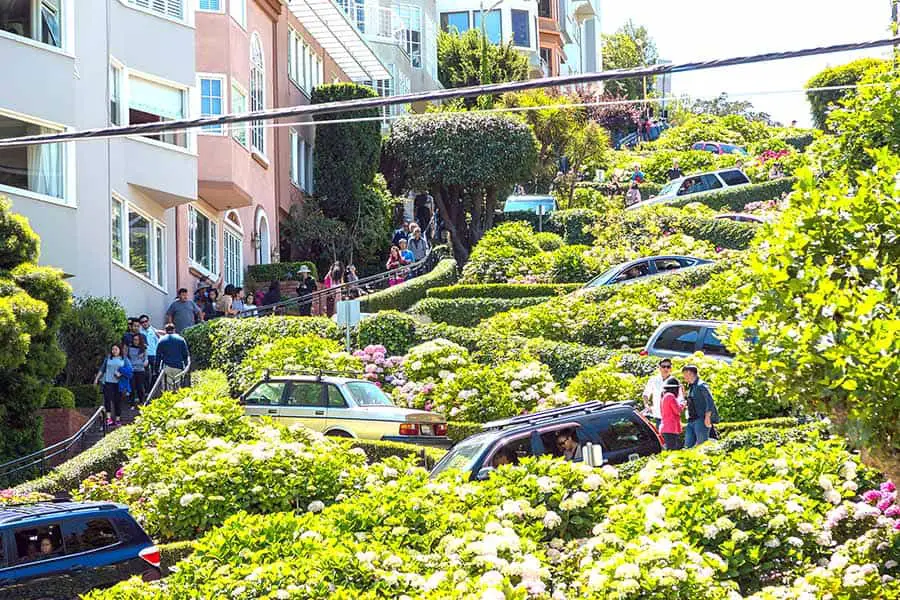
[683,93,779,126]
[560,122,610,204]
[601,20,658,100]
[383,113,537,262]
[437,29,529,107]
[58,297,127,386]
[805,57,889,131]
[0,197,70,465]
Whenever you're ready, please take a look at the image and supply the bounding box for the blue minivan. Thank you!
[0,501,160,600]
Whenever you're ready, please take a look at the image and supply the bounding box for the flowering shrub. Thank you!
[234,335,363,391]
[566,362,643,404]
[352,344,404,390]
[0,489,52,505]
[402,339,472,382]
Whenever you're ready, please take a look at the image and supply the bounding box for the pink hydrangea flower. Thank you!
[885,505,900,518]
[115,467,125,479]
[881,481,897,493]
[862,489,882,504]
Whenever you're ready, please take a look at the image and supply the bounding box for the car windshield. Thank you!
[504,199,554,213]
[345,381,394,407]
[722,144,748,155]
[431,433,495,476]
[585,263,628,288]
[658,180,680,196]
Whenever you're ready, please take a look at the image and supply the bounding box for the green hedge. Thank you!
[12,425,132,495]
[667,178,796,211]
[448,421,483,444]
[546,209,601,245]
[345,439,447,468]
[43,387,75,409]
[410,297,548,327]
[522,338,612,384]
[246,261,319,284]
[359,258,458,313]
[427,283,581,300]
[357,311,419,356]
[67,384,102,408]
[716,417,801,436]
[160,540,196,575]
[714,423,826,453]
[677,215,758,250]
[781,134,814,152]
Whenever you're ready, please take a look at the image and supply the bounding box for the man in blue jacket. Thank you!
[156,323,190,390]
[682,364,717,449]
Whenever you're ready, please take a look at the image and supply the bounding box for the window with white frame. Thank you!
[231,82,248,147]
[0,0,65,48]
[305,143,314,194]
[188,205,218,274]
[223,225,243,287]
[198,0,221,11]
[395,5,422,68]
[127,0,184,21]
[111,195,166,287]
[128,74,187,148]
[336,0,365,32]
[109,64,122,125]
[289,129,307,190]
[249,33,265,154]
[0,111,67,202]
[199,76,225,134]
[229,0,245,27]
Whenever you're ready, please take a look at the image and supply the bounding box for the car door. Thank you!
[704,143,720,154]
[60,516,128,593]
[650,324,703,358]
[280,381,327,431]
[534,424,590,462]
[1,520,77,600]
[612,260,651,284]
[322,384,360,437]
[653,257,683,274]
[595,413,657,464]
[700,326,735,361]
[242,382,287,420]
[676,176,703,196]
[701,174,724,192]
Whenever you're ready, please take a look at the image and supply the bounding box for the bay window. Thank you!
[249,34,265,155]
[0,0,64,49]
[0,111,66,202]
[199,76,225,134]
[111,195,166,288]
[128,75,187,148]
[188,205,218,275]
[231,82,248,147]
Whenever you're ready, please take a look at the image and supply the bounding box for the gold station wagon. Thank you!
[240,373,452,448]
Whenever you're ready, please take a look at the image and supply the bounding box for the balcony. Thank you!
[196,134,254,211]
[123,137,197,208]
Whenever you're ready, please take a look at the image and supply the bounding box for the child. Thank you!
[660,376,685,451]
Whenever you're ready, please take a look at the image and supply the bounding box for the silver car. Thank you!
[642,320,738,363]
[583,255,713,289]
[627,168,751,211]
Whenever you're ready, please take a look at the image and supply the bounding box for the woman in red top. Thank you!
[660,376,685,451]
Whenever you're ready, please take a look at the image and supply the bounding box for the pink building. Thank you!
[178,0,388,296]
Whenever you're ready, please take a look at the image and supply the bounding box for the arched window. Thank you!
[223,211,244,286]
[255,209,270,265]
[250,33,265,154]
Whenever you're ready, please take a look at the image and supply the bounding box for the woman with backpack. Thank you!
[93,344,127,427]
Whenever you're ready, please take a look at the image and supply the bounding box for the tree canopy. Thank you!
[805,57,889,131]
[437,29,529,107]
[601,20,658,99]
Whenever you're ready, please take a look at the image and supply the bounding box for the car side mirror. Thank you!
[584,442,604,467]
[475,467,495,481]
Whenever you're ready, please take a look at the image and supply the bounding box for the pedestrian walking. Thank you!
[642,358,683,430]
[296,265,317,316]
[667,159,683,181]
[138,314,162,382]
[392,220,410,246]
[166,288,203,333]
[116,357,133,425]
[126,333,149,407]
[93,344,126,427]
[408,226,429,262]
[157,323,190,391]
[660,376,685,451]
[262,281,281,309]
[682,364,718,449]
[387,246,404,286]
[323,264,343,317]
[398,239,414,263]
[122,318,147,349]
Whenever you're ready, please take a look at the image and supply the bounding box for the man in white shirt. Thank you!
[642,358,683,429]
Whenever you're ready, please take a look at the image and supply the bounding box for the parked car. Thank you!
[691,141,748,155]
[642,320,738,363]
[582,256,713,289]
[626,168,751,211]
[240,373,452,448]
[430,402,662,481]
[503,195,557,215]
[714,213,769,224]
[0,501,160,600]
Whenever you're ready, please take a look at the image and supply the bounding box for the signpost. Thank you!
[335,300,361,353]
[537,204,545,233]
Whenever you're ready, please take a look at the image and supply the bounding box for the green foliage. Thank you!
[279,202,347,276]
[737,151,900,476]
[676,214,758,250]
[159,540,195,575]
[547,208,601,245]
[359,257,458,312]
[521,337,612,384]
[655,113,764,151]
[410,296,548,327]
[461,221,542,283]
[566,363,643,404]
[601,19,658,99]
[682,93,779,126]
[345,439,446,468]
[634,148,720,183]
[666,177,797,211]
[426,282,581,300]
[235,336,361,391]
[533,232,564,251]
[437,28,529,97]
[383,113,538,260]
[66,384,101,407]
[357,311,419,356]
[58,296,127,386]
[311,83,381,223]
[0,197,40,269]
[805,57,888,130]
[43,386,75,409]
[245,261,318,285]
[446,420,483,443]
[781,133,814,152]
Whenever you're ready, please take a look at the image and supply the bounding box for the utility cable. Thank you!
[0,36,896,148]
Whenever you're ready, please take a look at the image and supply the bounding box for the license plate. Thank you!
[420,424,432,436]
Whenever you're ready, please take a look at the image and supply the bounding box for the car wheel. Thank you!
[325,430,352,438]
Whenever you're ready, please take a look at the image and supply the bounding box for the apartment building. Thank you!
[0,0,197,322]
[183,0,389,294]
[336,0,442,119]
[436,0,600,78]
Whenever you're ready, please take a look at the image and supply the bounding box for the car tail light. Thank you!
[399,423,420,436]
[139,545,161,569]
[433,423,448,436]
[639,349,648,356]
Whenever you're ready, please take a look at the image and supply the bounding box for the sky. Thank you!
[600,0,895,126]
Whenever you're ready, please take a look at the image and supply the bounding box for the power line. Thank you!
[0,36,897,148]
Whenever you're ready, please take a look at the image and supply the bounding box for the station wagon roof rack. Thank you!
[0,501,121,525]
[263,367,365,382]
[481,401,622,431]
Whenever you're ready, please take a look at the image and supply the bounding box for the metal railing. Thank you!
[237,248,443,319]
[0,406,107,485]
[145,359,192,404]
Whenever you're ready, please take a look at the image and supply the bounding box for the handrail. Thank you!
[145,359,192,403]
[0,405,107,483]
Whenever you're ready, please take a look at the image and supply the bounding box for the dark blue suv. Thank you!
[0,501,160,600]
[430,402,663,480]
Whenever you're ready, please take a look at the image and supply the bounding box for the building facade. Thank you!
[0,0,198,323]
[182,0,388,296]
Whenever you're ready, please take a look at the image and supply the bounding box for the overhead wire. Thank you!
[0,35,896,148]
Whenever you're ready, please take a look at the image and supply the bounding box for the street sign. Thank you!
[336,300,361,352]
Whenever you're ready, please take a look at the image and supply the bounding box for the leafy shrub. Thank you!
[235,336,362,392]
[401,339,471,383]
[446,420,483,443]
[426,282,581,299]
[43,387,75,409]
[245,261,319,285]
[566,363,643,404]
[460,222,542,284]
[67,384,101,408]
[655,113,751,150]
[805,57,888,130]
[58,296,126,386]
[356,311,418,356]
[781,133,814,152]
[345,439,446,468]
[677,214,758,250]
[533,231,564,250]
[522,338,612,384]
[359,257,458,312]
[159,540,195,575]
[666,177,797,211]
[546,208,601,245]
[411,296,550,327]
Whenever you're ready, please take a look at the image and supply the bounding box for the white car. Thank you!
[627,169,751,211]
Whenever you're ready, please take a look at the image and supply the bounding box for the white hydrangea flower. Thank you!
[543,511,562,530]
[824,489,842,505]
[307,500,325,513]
[536,476,557,493]
[479,570,504,587]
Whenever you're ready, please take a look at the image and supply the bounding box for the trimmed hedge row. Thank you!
[410,297,549,327]
[67,384,102,408]
[44,387,75,409]
[345,439,447,469]
[667,177,796,211]
[781,134,814,152]
[498,209,601,245]
[427,283,581,300]
[677,215,759,250]
[359,258,458,313]
[12,426,131,496]
[160,540,196,575]
[246,261,319,284]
